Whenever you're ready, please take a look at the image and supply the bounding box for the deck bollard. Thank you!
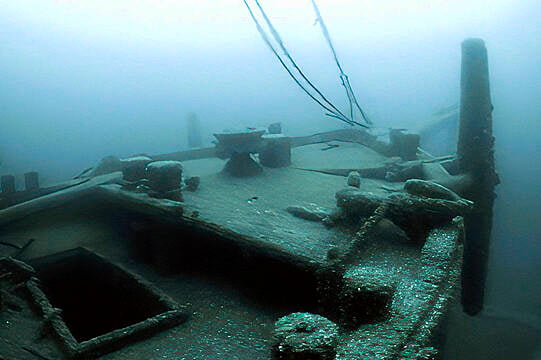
[24,171,40,191]
[1,175,16,194]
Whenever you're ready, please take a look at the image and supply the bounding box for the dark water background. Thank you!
[1,1,540,357]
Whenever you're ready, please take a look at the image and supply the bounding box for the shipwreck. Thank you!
[0,37,497,359]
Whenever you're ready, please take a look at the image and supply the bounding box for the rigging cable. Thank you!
[242,0,353,126]
[310,0,372,125]
[243,0,369,127]
[252,0,352,125]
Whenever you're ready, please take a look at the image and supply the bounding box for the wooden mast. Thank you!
[457,38,499,316]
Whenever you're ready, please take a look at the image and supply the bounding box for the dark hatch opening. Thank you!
[30,248,172,342]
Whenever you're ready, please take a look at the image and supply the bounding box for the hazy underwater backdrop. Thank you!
[1,0,540,354]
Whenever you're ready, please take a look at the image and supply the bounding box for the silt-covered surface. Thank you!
[0,141,461,359]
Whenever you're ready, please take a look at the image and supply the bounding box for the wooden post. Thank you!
[389,129,420,161]
[1,175,16,194]
[24,171,39,191]
[259,135,291,168]
[457,38,499,316]
[186,112,202,148]
[268,122,282,134]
